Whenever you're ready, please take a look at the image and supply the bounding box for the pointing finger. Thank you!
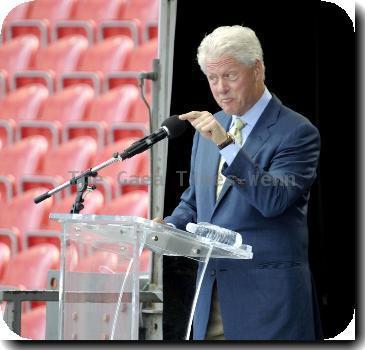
[179,111,203,121]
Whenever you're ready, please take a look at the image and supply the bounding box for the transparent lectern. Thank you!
[50,213,253,340]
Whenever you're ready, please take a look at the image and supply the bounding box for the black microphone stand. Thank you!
[33,149,134,212]
[69,169,98,214]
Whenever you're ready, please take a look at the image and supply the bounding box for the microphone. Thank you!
[121,115,187,159]
[33,115,187,205]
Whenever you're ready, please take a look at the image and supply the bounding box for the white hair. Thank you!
[197,25,265,74]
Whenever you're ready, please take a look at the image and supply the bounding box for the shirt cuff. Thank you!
[166,222,176,228]
[219,143,241,166]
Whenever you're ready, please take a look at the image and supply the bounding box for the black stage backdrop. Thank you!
[162,0,356,340]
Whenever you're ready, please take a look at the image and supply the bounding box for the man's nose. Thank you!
[216,79,229,94]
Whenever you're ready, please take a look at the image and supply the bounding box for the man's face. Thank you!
[205,56,264,116]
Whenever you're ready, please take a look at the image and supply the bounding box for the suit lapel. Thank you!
[242,95,281,159]
[212,95,283,211]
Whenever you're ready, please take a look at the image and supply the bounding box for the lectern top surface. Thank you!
[50,213,253,260]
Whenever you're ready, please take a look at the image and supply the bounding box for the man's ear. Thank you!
[254,59,264,80]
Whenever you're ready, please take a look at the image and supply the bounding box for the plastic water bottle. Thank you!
[186,222,242,248]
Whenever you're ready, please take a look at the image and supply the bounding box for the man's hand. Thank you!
[153,217,166,224]
[179,111,228,145]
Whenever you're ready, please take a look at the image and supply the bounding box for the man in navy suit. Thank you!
[155,25,322,340]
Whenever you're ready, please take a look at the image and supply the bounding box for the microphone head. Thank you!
[161,115,188,139]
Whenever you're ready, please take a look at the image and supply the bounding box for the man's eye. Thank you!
[208,76,218,83]
[228,73,238,80]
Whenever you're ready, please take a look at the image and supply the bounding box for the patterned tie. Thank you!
[216,118,247,200]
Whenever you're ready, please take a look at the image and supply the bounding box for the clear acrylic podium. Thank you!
[50,213,253,340]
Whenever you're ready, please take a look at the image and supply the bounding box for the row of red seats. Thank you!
[0,183,152,340]
[0,34,158,95]
[0,135,150,203]
[0,242,59,340]
[1,240,152,339]
[0,187,149,255]
[0,83,150,147]
[3,0,159,46]
[0,184,151,339]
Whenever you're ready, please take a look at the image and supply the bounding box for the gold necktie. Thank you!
[216,118,247,200]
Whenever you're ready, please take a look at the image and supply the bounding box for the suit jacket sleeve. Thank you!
[222,122,320,218]
[164,131,199,229]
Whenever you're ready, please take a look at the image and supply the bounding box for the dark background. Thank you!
[162,0,356,340]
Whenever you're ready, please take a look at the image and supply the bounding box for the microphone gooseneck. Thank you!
[121,115,187,159]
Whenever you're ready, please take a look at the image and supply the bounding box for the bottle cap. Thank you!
[186,222,198,234]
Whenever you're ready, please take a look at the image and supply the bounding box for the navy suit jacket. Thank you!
[165,95,322,340]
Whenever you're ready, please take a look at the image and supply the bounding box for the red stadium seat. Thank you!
[91,139,150,201]
[97,190,149,218]
[69,244,148,276]
[95,191,150,275]
[24,190,104,250]
[0,136,48,202]
[19,136,97,199]
[17,84,94,147]
[73,251,119,274]
[0,188,53,253]
[0,84,49,146]
[13,35,89,93]
[0,243,58,338]
[125,38,158,71]
[6,0,75,46]
[60,35,134,94]
[128,92,151,125]
[21,305,46,340]
[0,243,59,290]
[100,0,159,44]
[64,85,146,146]
[0,84,49,120]
[48,190,104,229]
[117,248,152,274]
[111,92,151,142]
[0,35,39,95]
[106,38,158,91]
[54,0,126,44]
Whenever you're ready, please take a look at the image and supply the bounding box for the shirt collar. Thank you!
[232,87,272,126]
